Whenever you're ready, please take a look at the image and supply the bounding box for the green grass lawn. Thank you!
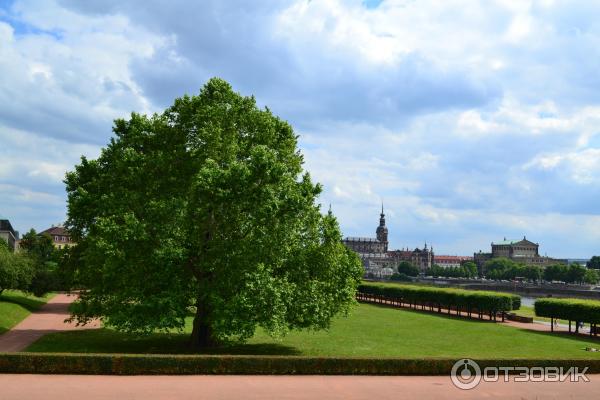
[0,290,55,334]
[26,303,600,359]
[514,305,585,327]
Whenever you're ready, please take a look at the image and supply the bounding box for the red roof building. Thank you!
[40,226,75,250]
[434,255,473,268]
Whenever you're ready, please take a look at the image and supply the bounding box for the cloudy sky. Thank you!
[1,0,599,258]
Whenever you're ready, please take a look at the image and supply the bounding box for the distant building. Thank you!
[434,255,473,268]
[343,206,394,276]
[40,225,75,249]
[474,236,566,273]
[342,206,434,276]
[389,245,434,272]
[0,219,18,251]
[343,205,389,254]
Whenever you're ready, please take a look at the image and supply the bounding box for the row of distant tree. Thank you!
[0,229,69,297]
[587,256,600,270]
[389,257,600,284]
[391,260,479,281]
[483,257,599,284]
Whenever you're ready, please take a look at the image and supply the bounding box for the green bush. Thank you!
[0,353,598,375]
[511,296,521,310]
[535,298,600,324]
[390,273,412,282]
[359,282,516,314]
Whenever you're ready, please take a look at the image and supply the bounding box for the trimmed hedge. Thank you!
[359,282,517,315]
[535,298,600,325]
[512,296,521,310]
[0,353,599,375]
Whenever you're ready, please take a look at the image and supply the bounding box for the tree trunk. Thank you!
[190,296,216,349]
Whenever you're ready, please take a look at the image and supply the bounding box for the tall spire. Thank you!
[376,202,388,252]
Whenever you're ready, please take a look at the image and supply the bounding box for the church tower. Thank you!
[375,203,389,252]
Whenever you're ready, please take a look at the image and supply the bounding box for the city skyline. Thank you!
[1,1,599,258]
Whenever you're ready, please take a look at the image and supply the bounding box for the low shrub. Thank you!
[358,282,516,315]
[535,298,600,325]
[0,353,598,375]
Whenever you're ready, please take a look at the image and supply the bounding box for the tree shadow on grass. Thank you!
[0,292,50,312]
[26,328,302,356]
[508,325,600,347]
[363,301,498,325]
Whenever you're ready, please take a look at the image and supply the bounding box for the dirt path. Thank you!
[0,293,100,352]
[1,374,598,400]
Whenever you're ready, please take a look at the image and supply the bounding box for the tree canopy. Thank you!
[18,229,62,297]
[587,256,600,270]
[65,78,363,348]
[425,261,478,279]
[0,240,34,295]
[397,261,419,277]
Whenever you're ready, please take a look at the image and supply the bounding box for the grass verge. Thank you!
[0,290,55,334]
[27,303,600,359]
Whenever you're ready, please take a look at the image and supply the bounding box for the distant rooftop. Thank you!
[493,239,521,245]
[435,255,473,261]
[0,219,15,234]
[41,226,70,236]
[343,237,380,243]
[492,236,537,246]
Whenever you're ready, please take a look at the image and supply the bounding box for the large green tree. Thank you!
[587,256,600,270]
[0,240,34,295]
[65,78,363,348]
[397,261,419,277]
[543,264,568,282]
[566,263,587,284]
[18,229,60,297]
[584,268,600,285]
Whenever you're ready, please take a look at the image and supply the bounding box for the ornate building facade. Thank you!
[474,236,566,273]
[342,206,433,277]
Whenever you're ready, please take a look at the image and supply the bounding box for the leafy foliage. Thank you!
[390,272,413,282]
[584,269,600,285]
[0,241,34,295]
[535,298,600,324]
[3,353,600,375]
[543,264,568,282]
[358,282,516,313]
[587,256,600,270]
[64,78,363,347]
[425,261,478,278]
[396,261,419,277]
[482,258,589,284]
[17,229,62,296]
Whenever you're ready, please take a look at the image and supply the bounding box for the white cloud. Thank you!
[524,148,600,184]
[1,0,600,256]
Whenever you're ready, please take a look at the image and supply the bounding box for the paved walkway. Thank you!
[1,374,598,399]
[0,293,100,352]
